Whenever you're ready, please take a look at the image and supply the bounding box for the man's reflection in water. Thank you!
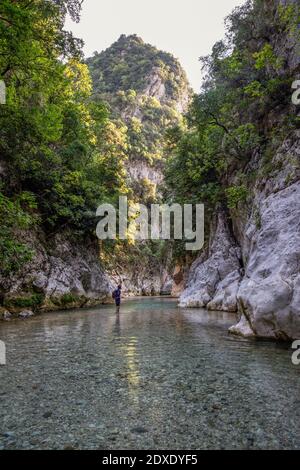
[114,312,121,337]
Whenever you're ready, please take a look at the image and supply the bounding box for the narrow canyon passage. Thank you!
[0,298,299,450]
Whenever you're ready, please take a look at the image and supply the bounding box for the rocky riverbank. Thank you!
[0,230,113,319]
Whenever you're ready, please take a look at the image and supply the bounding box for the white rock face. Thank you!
[126,160,163,186]
[229,314,254,338]
[207,270,241,313]
[160,272,173,296]
[179,212,242,310]
[180,131,300,340]
[0,309,12,320]
[230,129,300,340]
[109,265,172,297]
[234,180,300,340]
[143,68,166,101]
[171,265,188,297]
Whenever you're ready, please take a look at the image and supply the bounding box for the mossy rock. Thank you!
[42,294,89,311]
[36,292,111,312]
[4,293,45,313]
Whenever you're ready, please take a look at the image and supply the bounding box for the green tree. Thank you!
[0,0,129,276]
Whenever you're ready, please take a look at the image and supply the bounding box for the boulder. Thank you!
[18,310,34,318]
[181,130,300,341]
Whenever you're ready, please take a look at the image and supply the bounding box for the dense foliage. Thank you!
[0,0,128,277]
[87,35,191,172]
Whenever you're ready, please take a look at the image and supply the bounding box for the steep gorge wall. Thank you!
[87,35,192,295]
[179,0,300,340]
[230,131,300,340]
[180,130,300,340]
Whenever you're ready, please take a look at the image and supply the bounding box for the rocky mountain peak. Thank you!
[86,35,192,188]
[87,34,192,111]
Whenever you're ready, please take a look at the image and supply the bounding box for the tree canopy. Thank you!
[0,0,128,277]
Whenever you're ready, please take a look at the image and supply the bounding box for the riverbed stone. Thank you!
[18,310,34,318]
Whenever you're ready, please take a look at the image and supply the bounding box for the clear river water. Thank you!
[0,297,299,450]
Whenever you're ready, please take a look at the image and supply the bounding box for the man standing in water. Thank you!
[112,284,122,313]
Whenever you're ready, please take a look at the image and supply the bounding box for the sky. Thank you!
[66,0,245,92]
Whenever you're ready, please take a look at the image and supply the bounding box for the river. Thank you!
[0,297,299,450]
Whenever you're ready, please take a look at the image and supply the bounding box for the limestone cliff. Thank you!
[180,130,300,340]
[179,0,300,340]
[230,131,300,340]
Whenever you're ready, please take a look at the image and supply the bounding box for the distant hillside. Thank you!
[87,34,191,110]
[87,35,192,196]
